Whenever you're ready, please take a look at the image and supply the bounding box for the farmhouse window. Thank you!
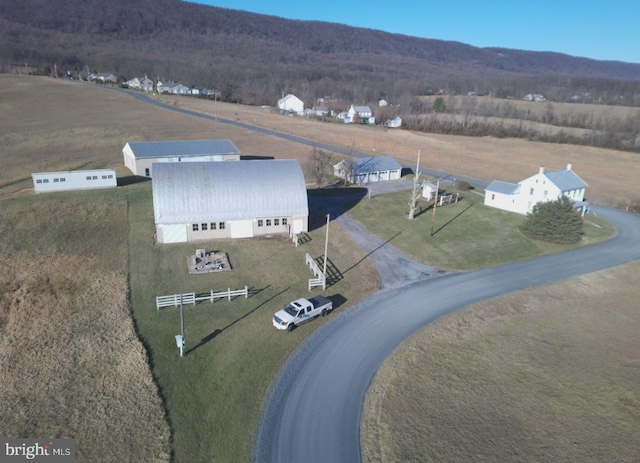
[258,219,264,227]
[192,224,199,231]
[529,188,534,195]
[266,219,272,226]
[219,222,226,230]
[210,223,217,230]
[202,223,208,231]
[544,190,548,198]
[274,218,280,226]
[145,168,150,177]
[491,194,495,200]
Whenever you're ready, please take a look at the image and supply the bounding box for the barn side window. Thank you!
[202,223,208,231]
[43,179,49,183]
[36,179,42,184]
[192,224,199,231]
[86,176,92,180]
[266,219,272,226]
[219,222,226,230]
[274,218,280,226]
[210,223,217,230]
[258,220,264,227]
[282,218,288,225]
[53,178,59,182]
[92,176,98,180]
[60,178,66,182]
[102,175,108,179]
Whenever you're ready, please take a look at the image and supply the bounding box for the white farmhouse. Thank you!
[347,105,374,124]
[277,94,304,115]
[152,160,309,244]
[32,169,117,193]
[123,139,241,178]
[333,156,402,183]
[484,163,588,215]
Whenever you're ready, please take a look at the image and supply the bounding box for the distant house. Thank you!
[378,99,388,107]
[90,73,118,84]
[125,76,154,92]
[484,163,588,215]
[32,169,116,193]
[122,139,241,178]
[152,160,309,243]
[384,116,402,128]
[524,93,546,102]
[278,94,304,115]
[347,105,374,124]
[333,156,402,183]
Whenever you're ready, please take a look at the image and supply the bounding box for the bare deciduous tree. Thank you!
[408,150,422,220]
[310,146,333,188]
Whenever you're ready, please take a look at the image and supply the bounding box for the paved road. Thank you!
[255,205,640,462]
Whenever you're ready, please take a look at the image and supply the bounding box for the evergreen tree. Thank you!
[519,196,583,244]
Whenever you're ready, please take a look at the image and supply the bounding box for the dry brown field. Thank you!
[160,93,640,207]
[361,260,640,462]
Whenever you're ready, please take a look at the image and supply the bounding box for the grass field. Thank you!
[0,74,637,462]
[361,260,640,462]
[345,190,614,271]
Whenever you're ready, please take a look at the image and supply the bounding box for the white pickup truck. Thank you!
[272,296,333,331]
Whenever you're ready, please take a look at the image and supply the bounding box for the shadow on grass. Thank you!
[117,175,151,187]
[432,202,474,236]
[311,256,343,288]
[186,286,290,355]
[326,293,347,310]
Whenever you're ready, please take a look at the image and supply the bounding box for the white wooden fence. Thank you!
[305,253,326,291]
[156,286,248,310]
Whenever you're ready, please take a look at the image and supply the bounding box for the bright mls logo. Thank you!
[1,439,75,462]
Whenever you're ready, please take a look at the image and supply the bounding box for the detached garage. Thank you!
[333,156,402,184]
[152,160,309,244]
[123,139,241,178]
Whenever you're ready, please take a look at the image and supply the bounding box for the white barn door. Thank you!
[158,224,187,243]
[230,220,253,238]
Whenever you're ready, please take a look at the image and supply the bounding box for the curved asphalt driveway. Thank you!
[109,88,640,462]
[255,205,640,463]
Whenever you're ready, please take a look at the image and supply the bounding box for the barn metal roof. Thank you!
[545,169,588,192]
[354,156,402,174]
[486,180,520,195]
[126,139,240,159]
[152,160,308,224]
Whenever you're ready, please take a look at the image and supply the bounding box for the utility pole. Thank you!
[323,214,330,277]
[175,297,185,358]
[430,180,440,237]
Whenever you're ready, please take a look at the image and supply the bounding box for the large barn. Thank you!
[122,139,241,178]
[152,160,309,244]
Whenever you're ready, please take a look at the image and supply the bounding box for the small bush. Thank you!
[519,196,583,244]
[455,180,471,191]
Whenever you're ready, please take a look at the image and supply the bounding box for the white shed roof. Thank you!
[152,160,308,224]
[125,139,240,159]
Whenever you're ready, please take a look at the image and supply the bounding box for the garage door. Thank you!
[158,224,187,243]
[230,220,253,238]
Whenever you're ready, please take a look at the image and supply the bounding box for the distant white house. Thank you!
[347,105,374,124]
[125,76,154,92]
[378,99,388,107]
[484,163,588,215]
[384,116,402,128]
[32,169,117,193]
[524,93,546,102]
[333,156,402,183]
[152,160,309,243]
[123,139,241,178]
[278,94,304,115]
[89,73,118,84]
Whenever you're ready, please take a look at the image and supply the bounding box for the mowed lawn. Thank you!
[346,189,614,271]
[361,260,640,462]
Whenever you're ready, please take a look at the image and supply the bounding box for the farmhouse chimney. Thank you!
[567,163,572,171]
[539,166,545,174]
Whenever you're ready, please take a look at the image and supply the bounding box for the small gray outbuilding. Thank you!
[152,159,309,244]
[122,139,241,178]
[32,169,117,193]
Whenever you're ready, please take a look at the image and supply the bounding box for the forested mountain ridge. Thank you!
[2,0,640,106]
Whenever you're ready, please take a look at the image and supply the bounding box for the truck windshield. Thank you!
[284,305,298,317]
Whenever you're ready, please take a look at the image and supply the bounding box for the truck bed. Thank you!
[309,295,332,309]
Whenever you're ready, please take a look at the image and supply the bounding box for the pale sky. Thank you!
[190,0,640,64]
